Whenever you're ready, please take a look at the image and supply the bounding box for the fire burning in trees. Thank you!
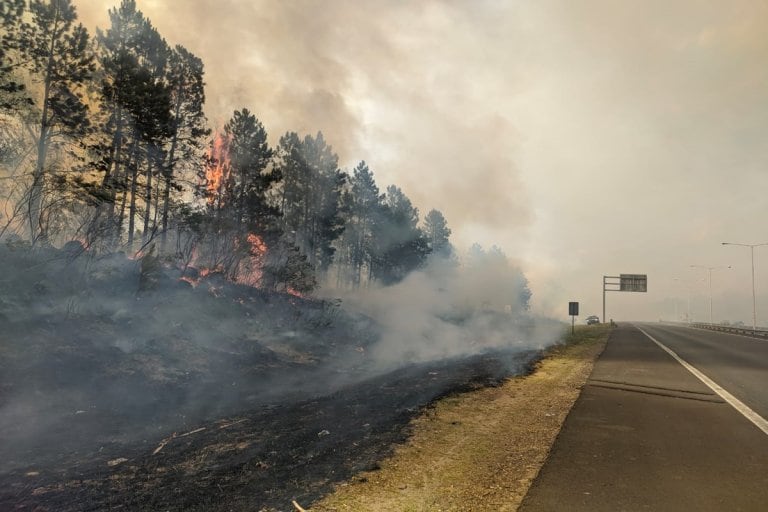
[246,233,267,255]
[186,137,276,291]
[205,132,231,207]
[179,234,269,289]
[239,232,268,287]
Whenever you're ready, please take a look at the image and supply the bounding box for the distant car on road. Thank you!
[586,315,600,325]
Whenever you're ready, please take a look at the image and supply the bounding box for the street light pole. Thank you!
[709,268,713,324]
[722,242,768,331]
[672,277,680,322]
[690,264,731,325]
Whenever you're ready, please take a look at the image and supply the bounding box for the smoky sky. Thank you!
[76,0,768,323]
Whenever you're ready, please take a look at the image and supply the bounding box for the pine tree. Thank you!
[15,0,94,241]
[276,131,346,278]
[222,108,277,232]
[372,185,430,284]
[336,160,382,288]
[93,0,170,248]
[423,208,453,258]
[160,44,209,249]
[127,62,171,247]
[196,109,281,283]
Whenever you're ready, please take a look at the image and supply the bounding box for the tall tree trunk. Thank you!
[160,172,172,249]
[127,151,145,248]
[30,112,49,242]
[117,139,139,246]
[99,105,124,247]
[152,166,161,232]
[142,151,153,243]
[29,11,61,243]
[161,90,183,250]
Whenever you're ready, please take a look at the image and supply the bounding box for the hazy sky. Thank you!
[77,0,768,323]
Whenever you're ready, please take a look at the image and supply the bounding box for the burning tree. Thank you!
[191,109,318,291]
[204,130,232,211]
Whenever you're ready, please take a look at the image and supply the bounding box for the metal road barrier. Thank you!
[688,322,768,339]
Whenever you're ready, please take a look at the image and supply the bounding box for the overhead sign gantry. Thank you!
[603,274,647,322]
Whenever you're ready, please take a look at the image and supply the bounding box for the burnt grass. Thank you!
[0,243,543,511]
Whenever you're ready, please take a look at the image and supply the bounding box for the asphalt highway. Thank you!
[519,323,768,511]
[638,323,768,422]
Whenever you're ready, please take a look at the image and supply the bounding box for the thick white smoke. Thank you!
[329,252,563,368]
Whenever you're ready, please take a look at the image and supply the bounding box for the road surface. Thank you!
[520,323,768,512]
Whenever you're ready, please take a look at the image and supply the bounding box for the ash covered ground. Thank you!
[0,243,558,511]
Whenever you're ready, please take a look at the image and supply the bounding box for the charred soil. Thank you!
[0,245,549,511]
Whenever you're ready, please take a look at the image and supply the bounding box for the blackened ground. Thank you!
[0,244,547,510]
[0,350,538,512]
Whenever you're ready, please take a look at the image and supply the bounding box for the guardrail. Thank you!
[688,322,768,339]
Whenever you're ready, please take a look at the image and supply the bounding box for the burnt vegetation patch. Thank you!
[0,245,541,511]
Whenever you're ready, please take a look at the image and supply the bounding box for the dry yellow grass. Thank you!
[311,324,611,512]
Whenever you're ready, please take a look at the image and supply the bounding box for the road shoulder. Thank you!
[519,323,768,512]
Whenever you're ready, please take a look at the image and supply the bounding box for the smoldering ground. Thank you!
[0,242,563,509]
[331,255,562,369]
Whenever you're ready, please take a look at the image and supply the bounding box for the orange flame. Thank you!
[237,233,268,287]
[247,233,267,255]
[286,287,304,298]
[205,132,231,207]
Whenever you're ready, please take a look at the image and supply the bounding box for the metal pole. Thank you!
[708,268,713,325]
[602,276,606,324]
[722,242,765,330]
[751,246,757,331]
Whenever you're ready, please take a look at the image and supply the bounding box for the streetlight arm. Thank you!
[722,242,768,248]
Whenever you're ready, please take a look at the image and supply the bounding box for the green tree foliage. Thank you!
[13,0,94,241]
[335,160,382,288]
[276,131,346,278]
[423,208,453,258]
[222,108,278,232]
[92,0,171,248]
[371,185,431,285]
[160,44,209,248]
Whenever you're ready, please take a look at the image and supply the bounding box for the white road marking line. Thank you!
[636,325,768,436]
